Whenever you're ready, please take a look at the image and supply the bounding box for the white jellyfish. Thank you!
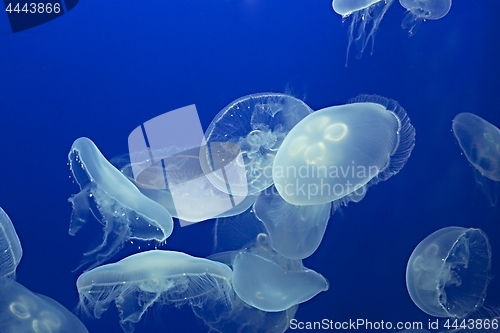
[272,95,415,206]
[68,137,174,270]
[76,250,233,333]
[399,0,452,36]
[202,93,313,196]
[331,0,395,65]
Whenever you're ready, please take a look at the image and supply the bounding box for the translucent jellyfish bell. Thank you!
[68,137,174,270]
[231,233,329,312]
[202,93,312,196]
[399,0,452,36]
[253,185,332,259]
[0,278,89,333]
[76,250,233,333]
[332,0,394,65]
[452,113,500,182]
[0,208,22,279]
[273,95,415,206]
[406,227,491,318]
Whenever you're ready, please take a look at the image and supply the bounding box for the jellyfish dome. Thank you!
[0,208,22,279]
[406,227,491,318]
[77,250,233,333]
[272,95,415,206]
[68,137,174,270]
[452,112,500,182]
[331,0,394,64]
[399,0,452,36]
[202,93,312,196]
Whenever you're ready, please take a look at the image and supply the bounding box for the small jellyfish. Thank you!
[399,0,452,36]
[332,0,394,64]
[68,137,174,270]
[0,278,89,333]
[406,227,491,318]
[231,233,329,312]
[0,208,22,279]
[253,185,332,259]
[202,93,312,196]
[76,250,233,333]
[272,95,415,206]
[452,113,500,182]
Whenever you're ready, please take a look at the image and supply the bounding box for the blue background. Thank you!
[0,1,499,332]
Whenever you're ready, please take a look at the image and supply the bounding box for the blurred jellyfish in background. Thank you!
[0,208,89,333]
[399,0,452,36]
[0,208,22,279]
[201,93,313,196]
[253,185,332,259]
[76,250,233,333]
[273,95,415,206]
[68,137,174,270]
[452,113,500,206]
[406,227,491,318]
[331,0,394,65]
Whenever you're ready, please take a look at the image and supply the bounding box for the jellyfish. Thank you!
[399,0,452,36]
[192,250,298,333]
[406,227,491,318]
[272,95,415,206]
[0,208,22,279]
[201,93,313,196]
[76,250,233,333]
[68,137,174,270]
[0,278,89,333]
[231,233,329,312]
[331,0,394,65]
[253,185,332,259]
[452,113,500,182]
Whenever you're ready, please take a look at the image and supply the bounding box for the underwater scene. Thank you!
[1,0,500,332]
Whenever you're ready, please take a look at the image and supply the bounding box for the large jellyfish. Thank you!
[68,137,174,270]
[253,185,332,259]
[272,95,415,206]
[331,0,394,65]
[452,113,500,182]
[76,250,233,333]
[0,208,89,333]
[399,0,452,36]
[201,93,312,196]
[0,208,22,279]
[406,227,491,318]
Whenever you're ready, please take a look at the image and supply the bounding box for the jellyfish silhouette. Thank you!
[406,227,491,318]
[399,0,452,36]
[68,137,174,270]
[332,0,394,65]
[272,95,415,206]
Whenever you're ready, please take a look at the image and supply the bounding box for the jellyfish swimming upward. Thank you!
[332,0,394,65]
[399,0,452,36]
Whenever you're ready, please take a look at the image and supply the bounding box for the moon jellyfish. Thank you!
[0,208,22,279]
[0,278,89,333]
[399,0,452,36]
[406,227,491,318]
[332,0,394,65]
[273,95,415,206]
[231,233,329,312]
[253,186,332,259]
[452,113,500,182]
[193,250,298,333]
[76,250,233,333]
[201,93,312,196]
[68,137,174,270]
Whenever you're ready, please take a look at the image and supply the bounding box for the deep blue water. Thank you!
[1,1,500,332]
